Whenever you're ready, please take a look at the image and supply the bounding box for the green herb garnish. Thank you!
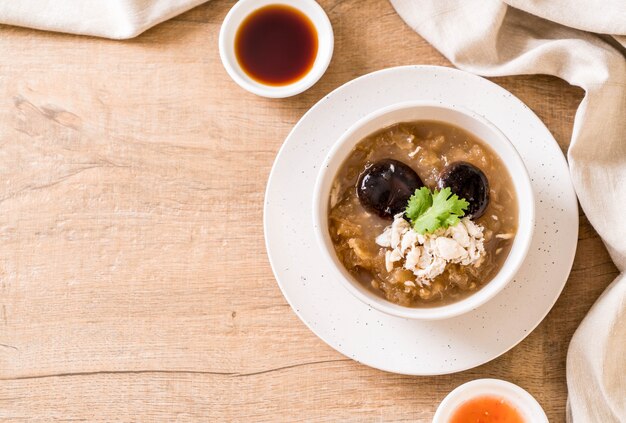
[405,187,469,234]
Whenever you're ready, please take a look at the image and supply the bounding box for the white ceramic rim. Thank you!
[433,378,549,422]
[218,0,334,98]
[312,101,535,320]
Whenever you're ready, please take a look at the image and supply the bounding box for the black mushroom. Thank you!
[357,159,424,219]
[438,161,490,218]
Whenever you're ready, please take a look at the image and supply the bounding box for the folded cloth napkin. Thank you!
[0,0,207,39]
[390,0,626,421]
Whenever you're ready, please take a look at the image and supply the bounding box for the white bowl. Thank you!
[313,101,535,320]
[433,379,548,422]
[218,0,334,98]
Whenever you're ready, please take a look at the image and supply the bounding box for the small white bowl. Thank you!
[313,101,535,320]
[433,379,548,422]
[218,0,334,98]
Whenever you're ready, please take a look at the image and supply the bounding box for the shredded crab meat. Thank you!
[377,214,486,286]
[408,146,422,158]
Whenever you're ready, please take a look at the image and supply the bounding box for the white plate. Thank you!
[264,65,578,375]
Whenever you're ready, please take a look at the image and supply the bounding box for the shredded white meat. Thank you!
[376,213,486,286]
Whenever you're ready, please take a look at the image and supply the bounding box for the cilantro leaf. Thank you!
[404,187,469,234]
[405,187,432,222]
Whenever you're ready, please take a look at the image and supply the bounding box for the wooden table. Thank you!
[0,1,619,421]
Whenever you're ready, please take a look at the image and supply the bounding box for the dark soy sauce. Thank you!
[235,5,318,86]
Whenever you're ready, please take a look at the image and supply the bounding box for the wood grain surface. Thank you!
[0,0,619,421]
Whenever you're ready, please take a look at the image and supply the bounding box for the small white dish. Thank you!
[433,379,548,422]
[263,65,578,375]
[218,0,334,98]
[313,101,535,320]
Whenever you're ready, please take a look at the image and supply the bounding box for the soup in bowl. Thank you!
[313,102,534,320]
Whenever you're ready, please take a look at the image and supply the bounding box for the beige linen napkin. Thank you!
[390,0,626,421]
[0,0,206,39]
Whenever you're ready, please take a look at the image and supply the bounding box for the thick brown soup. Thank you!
[235,5,318,86]
[328,121,518,307]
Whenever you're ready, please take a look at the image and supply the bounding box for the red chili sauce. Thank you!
[449,396,525,423]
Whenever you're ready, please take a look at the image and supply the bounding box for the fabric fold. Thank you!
[0,0,207,39]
